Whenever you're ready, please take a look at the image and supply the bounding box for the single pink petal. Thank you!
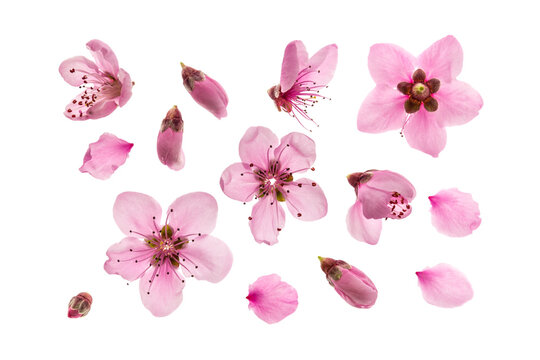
[104,237,153,281]
[403,110,447,157]
[357,187,395,219]
[117,68,133,107]
[220,162,260,202]
[86,99,118,119]
[418,35,463,83]
[280,40,308,92]
[346,201,382,245]
[357,85,408,133]
[368,43,416,86]
[239,126,279,170]
[79,133,133,180]
[167,192,218,237]
[333,266,378,309]
[249,195,285,246]
[429,188,481,237]
[189,74,228,119]
[157,128,185,171]
[247,274,298,324]
[178,235,233,283]
[273,132,316,173]
[86,39,119,76]
[431,80,483,127]
[281,178,327,221]
[303,43,338,86]
[365,170,416,200]
[58,56,100,86]
[64,89,117,121]
[139,262,185,317]
[416,263,473,308]
[113,192,162,237]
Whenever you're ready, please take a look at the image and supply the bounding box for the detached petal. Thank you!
[346,201,382,245]
[220,163,260,202]
[273,132,316,173]
[304,43,338,86]
[249,195,285,246]
[178,235,233,283]
[139,262,185,317]
[104,237,153,281]
[281,178,327,221]
[429,188,481,237]
[168,192,218,237]
[416,263,473,308]
[247,274,298,324]
[59,56,100,86]
[418,35,463,82]
[357,85,408,133]
[368,43,415,86]
[79,133,133,180]
[86,39,119,75]
[113,192,162,237]
[190,74,228,119]
[239,127,279,170]
[432,80,483,127]
[117,68,133,107]
[403,110,447,157]
[280,40,308,92]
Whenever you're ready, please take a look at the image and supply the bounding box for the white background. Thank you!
[1,0,538,358]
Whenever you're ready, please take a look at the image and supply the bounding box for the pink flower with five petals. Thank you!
[104,192,233,317]
[357,36,483,157]
[220,126,328,245]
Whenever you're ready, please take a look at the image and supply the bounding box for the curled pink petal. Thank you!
[282,178,327,221]
[368,43,415,86]
[239,126,279,169]
[346,201,382,245]
[273,132,316,173]
[181,63,228,119]
[432,80,483,127]
[220,163,261,202]
[357,85,408,133]
[178,235,233,283]
[249,195,286,246]
[403,110,447,157]
[113,192,162,237]
[416,263,473,308]
[157,106,185,171]
[86,39,119,75]
[429,188,481,237]
[365,170,416,200]
[418,35,463,82]
[304,43,338,88]
[280,40,308,92]
[139,261,185,317]
[247,274,298,324]
[79,133,133,180]
[104,237,153,281]
[59,56,99,86]
[167,192,218,236]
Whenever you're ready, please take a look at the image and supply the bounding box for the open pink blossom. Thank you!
[357,36,483,157]
[268,40,338,129]
[247,274,298,324]
[220,126,327,245]
[429,188,481,237]
[79,133,133,180]
[104,192,233,317]
[346,170,415,245]
[59,39,133,120]
[416,263,473,308]
[157,105,185,171]
[181,62,228,119]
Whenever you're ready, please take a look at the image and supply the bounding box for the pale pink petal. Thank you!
[403,110,447,157]
[139,262,185,317]
[303,43,338,86]
[281,178,327,221]
[249,195,285,245]
[167,192,218,237]
[86,99,118,119]
[58,56,100,86]
[432,80,483,127]
[64,89,117,121]
[273,132,316,173]
[365,170,416,199]
[357,187,394,219]
[418,35,463,82]
[86,39,119,75]
[416,263,473,308]
[190,74,228,119]
[117,68,133,107]
[247,274,298,324]
[178,235,233,283]
[280,40,308,92]
[368,43,416,86]
[79,133,133,180]
[239,127,279,169]
[104,237,153,281]
[429,188,481,237]
[220,163,260,202]
[113,192,162,237]
[357,85,408,133]
[333,266,378,309]
[157,128,185,171]
[346,201,382,245]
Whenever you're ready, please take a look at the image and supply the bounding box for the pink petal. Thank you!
[178,235,233,283]
[117,68,133,107]
[368,43,416,86]
[247,274,298,324]
[418,35,463,83]
[357,85,408,133]
[79,133,133,180]
[304,43,338,86]
[190,74,228,119]
[281,178,327,221]
[239,127,279,170]
[249,195,285,246]
[58,56,100,86]
[416,263,473,308]
[220,162,260,202]
[157,128,185,171]
[86,39,119,76]
[357,187,395,219]
[139,262,185,317]
[346,201,382,245]
[64,89,117,121]
[86,99,118,119]
[104,237,153,281]
[167,192,218,237]
[113,192,162,237]
[365,170,416,200]
[429,188,481,237]
[432,80,483,127]
[403,110,447,157]
[280,40,308,92]
[273,132,316,173]
[333,266,378,309]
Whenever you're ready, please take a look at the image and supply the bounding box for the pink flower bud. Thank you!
[157,106,185,171]
[181,62,228,119]
[67,292,92,318]
[318,257,377,308]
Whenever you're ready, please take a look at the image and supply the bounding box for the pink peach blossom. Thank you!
[416,263,473,308]
[157,106,185,171]
[59,40,133,120]
[429,188,481,237]
[220,126,327,245]
[247,274,298,324]
[181,62,228,119]
[268,40,338,129]
[346,170,415,245]
[79,133,133,180]
[357,36,483,157]
[104,192,233,317]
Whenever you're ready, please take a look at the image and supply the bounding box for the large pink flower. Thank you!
[104,192,233,317]
[220,126,328,245]
[357,36,483,157]
[268,40,338,129]
[59,39,133,120]
[346,170,415,245]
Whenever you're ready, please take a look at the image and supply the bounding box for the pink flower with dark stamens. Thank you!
[59,39,133,120]
[104,192,233,317]
[79,133,133,180]
[416,263,473,308]
[357,35,483,157]
[268,40,338,129]
[157,105,185,171]
[220,126,327,245]
[181,62,228,119]
[346,170,415,245]
[429,188,481,237]
[247,274,298,324]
